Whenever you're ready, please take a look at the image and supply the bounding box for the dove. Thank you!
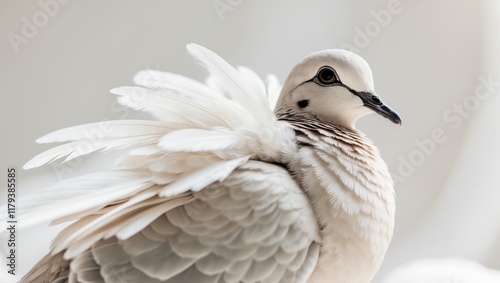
[12,44,401,283]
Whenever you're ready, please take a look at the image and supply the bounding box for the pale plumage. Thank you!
[6,44,400,283]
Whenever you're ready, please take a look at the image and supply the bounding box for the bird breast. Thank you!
[285,119,396,283]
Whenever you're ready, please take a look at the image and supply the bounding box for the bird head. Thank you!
[276,49,401,129]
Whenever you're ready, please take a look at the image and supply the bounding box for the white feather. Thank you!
[54,193,193,256]
[266,74,281,110]
[237,66,267,102]
[36,120,170,144]
[111,86,249,129]
[186,44,272,126]
[12,44,304,283]
[112,86,202,126]
[115,196,193,240]
[23,135,158,170]
[11,44,296,235]
[158,128,241,152]
[159,157,249,197]
[133,69,220,99]
[19,172,151,227]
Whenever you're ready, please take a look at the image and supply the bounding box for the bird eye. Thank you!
[317,67,338,85]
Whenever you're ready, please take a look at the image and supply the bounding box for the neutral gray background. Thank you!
[1,0,499,282]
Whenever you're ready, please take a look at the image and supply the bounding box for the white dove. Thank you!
[14,44,401,283]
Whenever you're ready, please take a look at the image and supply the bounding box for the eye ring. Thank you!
[316,66,339,85]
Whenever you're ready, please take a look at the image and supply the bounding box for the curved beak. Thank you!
[355,91,402,125]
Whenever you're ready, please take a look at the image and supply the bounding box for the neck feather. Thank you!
[277,109,396,282]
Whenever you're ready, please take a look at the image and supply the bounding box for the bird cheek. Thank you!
[350,94,365,107]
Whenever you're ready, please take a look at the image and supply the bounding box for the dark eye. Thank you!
[317,67,338,85]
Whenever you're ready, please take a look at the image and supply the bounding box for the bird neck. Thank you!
[277,110,396,282]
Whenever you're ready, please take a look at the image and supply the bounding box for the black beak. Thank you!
[355,91,402,125]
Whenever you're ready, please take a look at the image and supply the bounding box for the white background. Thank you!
[1,1,499,282]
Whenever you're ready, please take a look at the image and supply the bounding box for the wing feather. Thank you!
[24,136,159,169]
[266,74,281,110]
[15,44,315,283]
[159,156,249,197]
[133,69,220,99]
[158,128,241,152]
[36,120,170,144]
[19,171,151,227]
[187,44,271,126]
